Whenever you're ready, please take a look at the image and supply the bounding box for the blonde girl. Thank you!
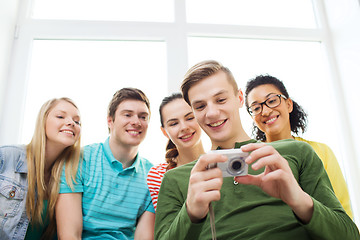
[0,97,81,239]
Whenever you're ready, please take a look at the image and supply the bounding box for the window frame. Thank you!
[1,0,359,224]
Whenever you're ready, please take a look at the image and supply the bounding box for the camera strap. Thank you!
[209,202,217,240]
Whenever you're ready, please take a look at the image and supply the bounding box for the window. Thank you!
[32,0,175,22]
[2,0,336,165]
[2,1,358,223]
[186,0,317,28]
[23,39,168,156]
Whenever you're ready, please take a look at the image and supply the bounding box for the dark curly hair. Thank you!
[159,93,183,170]
[245,74,308,142]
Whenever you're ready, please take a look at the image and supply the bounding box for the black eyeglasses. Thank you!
[247,94,287,116]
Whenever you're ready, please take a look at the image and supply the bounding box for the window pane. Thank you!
[186,0,317,28]
[23,40,168,164]
[188,37,344,171]
[32,0,174,22]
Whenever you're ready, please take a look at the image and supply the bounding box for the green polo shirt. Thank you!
[155,139,359,240]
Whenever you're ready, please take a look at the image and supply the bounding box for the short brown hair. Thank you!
[181,60,238,105]
[108,87,150,120]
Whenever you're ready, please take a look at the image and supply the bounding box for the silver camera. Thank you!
[208,148,249,177]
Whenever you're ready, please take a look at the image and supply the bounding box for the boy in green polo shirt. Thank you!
[154,60,359,239]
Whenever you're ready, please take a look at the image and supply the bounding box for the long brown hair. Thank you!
[25,97,81,239]
[159,93,183,170]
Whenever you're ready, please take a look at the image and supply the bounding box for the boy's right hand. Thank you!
[186,153,226,222]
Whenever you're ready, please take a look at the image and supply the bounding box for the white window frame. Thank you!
[1,0,359,224]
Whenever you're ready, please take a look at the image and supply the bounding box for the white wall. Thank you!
[0,0,20,122]
[324,0,360,152]
[323,0,360,224]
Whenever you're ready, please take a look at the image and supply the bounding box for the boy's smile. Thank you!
[188,71,245,149]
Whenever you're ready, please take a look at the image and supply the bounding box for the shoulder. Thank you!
[136,155,155,172]
[147,163,168,183]
[269,139,328,178]
[82,142,104,159]
[155,161,194,197]
[83,142,103,153]
[150,162,168,173]
[267,139,321,169]
[0,145,27,172]
[163,160,195,180]
[295,137,332,152]
[294,137,336,164]
[147,163,168,178]
[268,139,314,154]
[0,145,26,155]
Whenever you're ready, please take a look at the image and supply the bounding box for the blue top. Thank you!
[60,137,155,239]
[0,145,29,240]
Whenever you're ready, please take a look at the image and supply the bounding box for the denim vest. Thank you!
[0,145,29,240]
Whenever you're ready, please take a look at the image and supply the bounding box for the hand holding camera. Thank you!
[186,153,226,222]
[234,143,314,223]
[186,148,249,223]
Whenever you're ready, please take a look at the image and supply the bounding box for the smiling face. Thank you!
[108,99,150,147]
[161,98,202,150]
[45,100,81,150]
[246,84,293,142]
[188,71,244,148]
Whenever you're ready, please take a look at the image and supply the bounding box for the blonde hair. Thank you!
[25,97,81,239]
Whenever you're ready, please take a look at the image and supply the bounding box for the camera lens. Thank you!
[231,161,242,171]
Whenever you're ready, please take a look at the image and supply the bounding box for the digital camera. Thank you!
[208,148,249,177]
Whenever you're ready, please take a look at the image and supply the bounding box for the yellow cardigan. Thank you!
[295,137,353,219]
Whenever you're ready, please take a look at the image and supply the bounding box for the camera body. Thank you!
[208,148,249,177]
